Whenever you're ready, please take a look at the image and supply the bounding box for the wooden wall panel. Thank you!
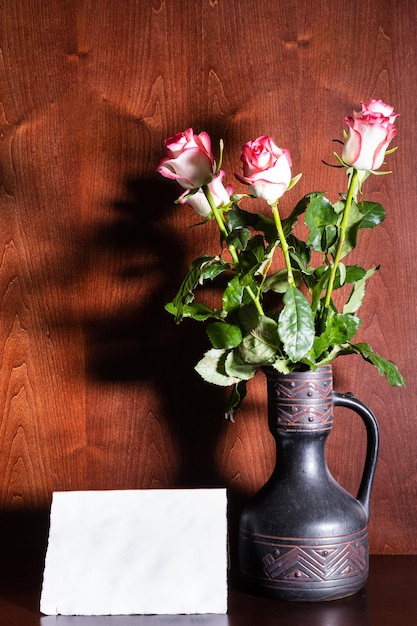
[0,0,416,554]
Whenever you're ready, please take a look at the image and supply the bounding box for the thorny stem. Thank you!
[203,185,264,316]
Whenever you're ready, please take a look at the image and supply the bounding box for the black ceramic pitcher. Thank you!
[238,365,379,602]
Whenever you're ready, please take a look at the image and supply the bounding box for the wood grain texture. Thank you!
[0,0,416,553]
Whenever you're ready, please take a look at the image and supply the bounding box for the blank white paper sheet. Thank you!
[40,489,228,616]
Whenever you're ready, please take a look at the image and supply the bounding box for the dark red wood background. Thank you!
[0,0,416,555]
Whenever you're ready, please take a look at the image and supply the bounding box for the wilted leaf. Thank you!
[194,349,240,386]
[270,357,292,374]
[225,350,257,380]
[238,316,280,364]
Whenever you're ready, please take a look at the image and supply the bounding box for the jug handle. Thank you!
[332,391,380,522]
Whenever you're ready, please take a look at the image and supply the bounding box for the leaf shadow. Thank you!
[84,174,230,488]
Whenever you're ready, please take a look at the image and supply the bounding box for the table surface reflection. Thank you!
[1,554,416,625]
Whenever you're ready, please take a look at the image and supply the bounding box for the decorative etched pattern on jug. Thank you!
[266,367,334,432]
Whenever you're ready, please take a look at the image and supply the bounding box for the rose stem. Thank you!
[323,168,359,313]
[271,203,295,287]
[203,185,264,316]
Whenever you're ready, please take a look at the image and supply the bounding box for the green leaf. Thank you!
[226,227,251,251]
[225,206,255,250]
[165,301,217,321]
[254,213,277,245]
[237,304,262,333]
[170,255,227,322]
[198,257,230,282]
[313,312,361,358]
[255,242,277,279]
[344,265,367,283]
[358,201,386,229]
[239,234,266,285]
[195,348,240,386]
[350,342,406,386]
[305,193,339,252]
[315,342,352,366]
[311,264,366,296]
[333,199,346,214]
[338,262,346,287]
[225,381,247,421]
[282,193,311,235]
[222,276,245,313]
[310,266,332,315]
[320,224,338,251]
[171,255,211,320]
[343,267,377,315]
[337,200,364,259]
[278,286,315,361]
[239,234,265,268]
[207,322,243,349]
[262,268,298,293]
[288,235,312,271]
[226,204,258,229]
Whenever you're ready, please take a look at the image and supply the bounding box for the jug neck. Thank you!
[264,365,334,435]
[263,365,334,483]
[271,429,330,481]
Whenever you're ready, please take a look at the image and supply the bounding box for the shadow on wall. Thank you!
[84,174,231,488]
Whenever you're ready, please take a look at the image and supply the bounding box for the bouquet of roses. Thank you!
[157,99,405,418]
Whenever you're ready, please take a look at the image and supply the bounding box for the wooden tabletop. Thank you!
[1,554,416,625]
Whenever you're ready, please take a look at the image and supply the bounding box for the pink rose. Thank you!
[157,128,215,189]
[179,170,232,218]
[235,136,292,203]
[342,99,398,171]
